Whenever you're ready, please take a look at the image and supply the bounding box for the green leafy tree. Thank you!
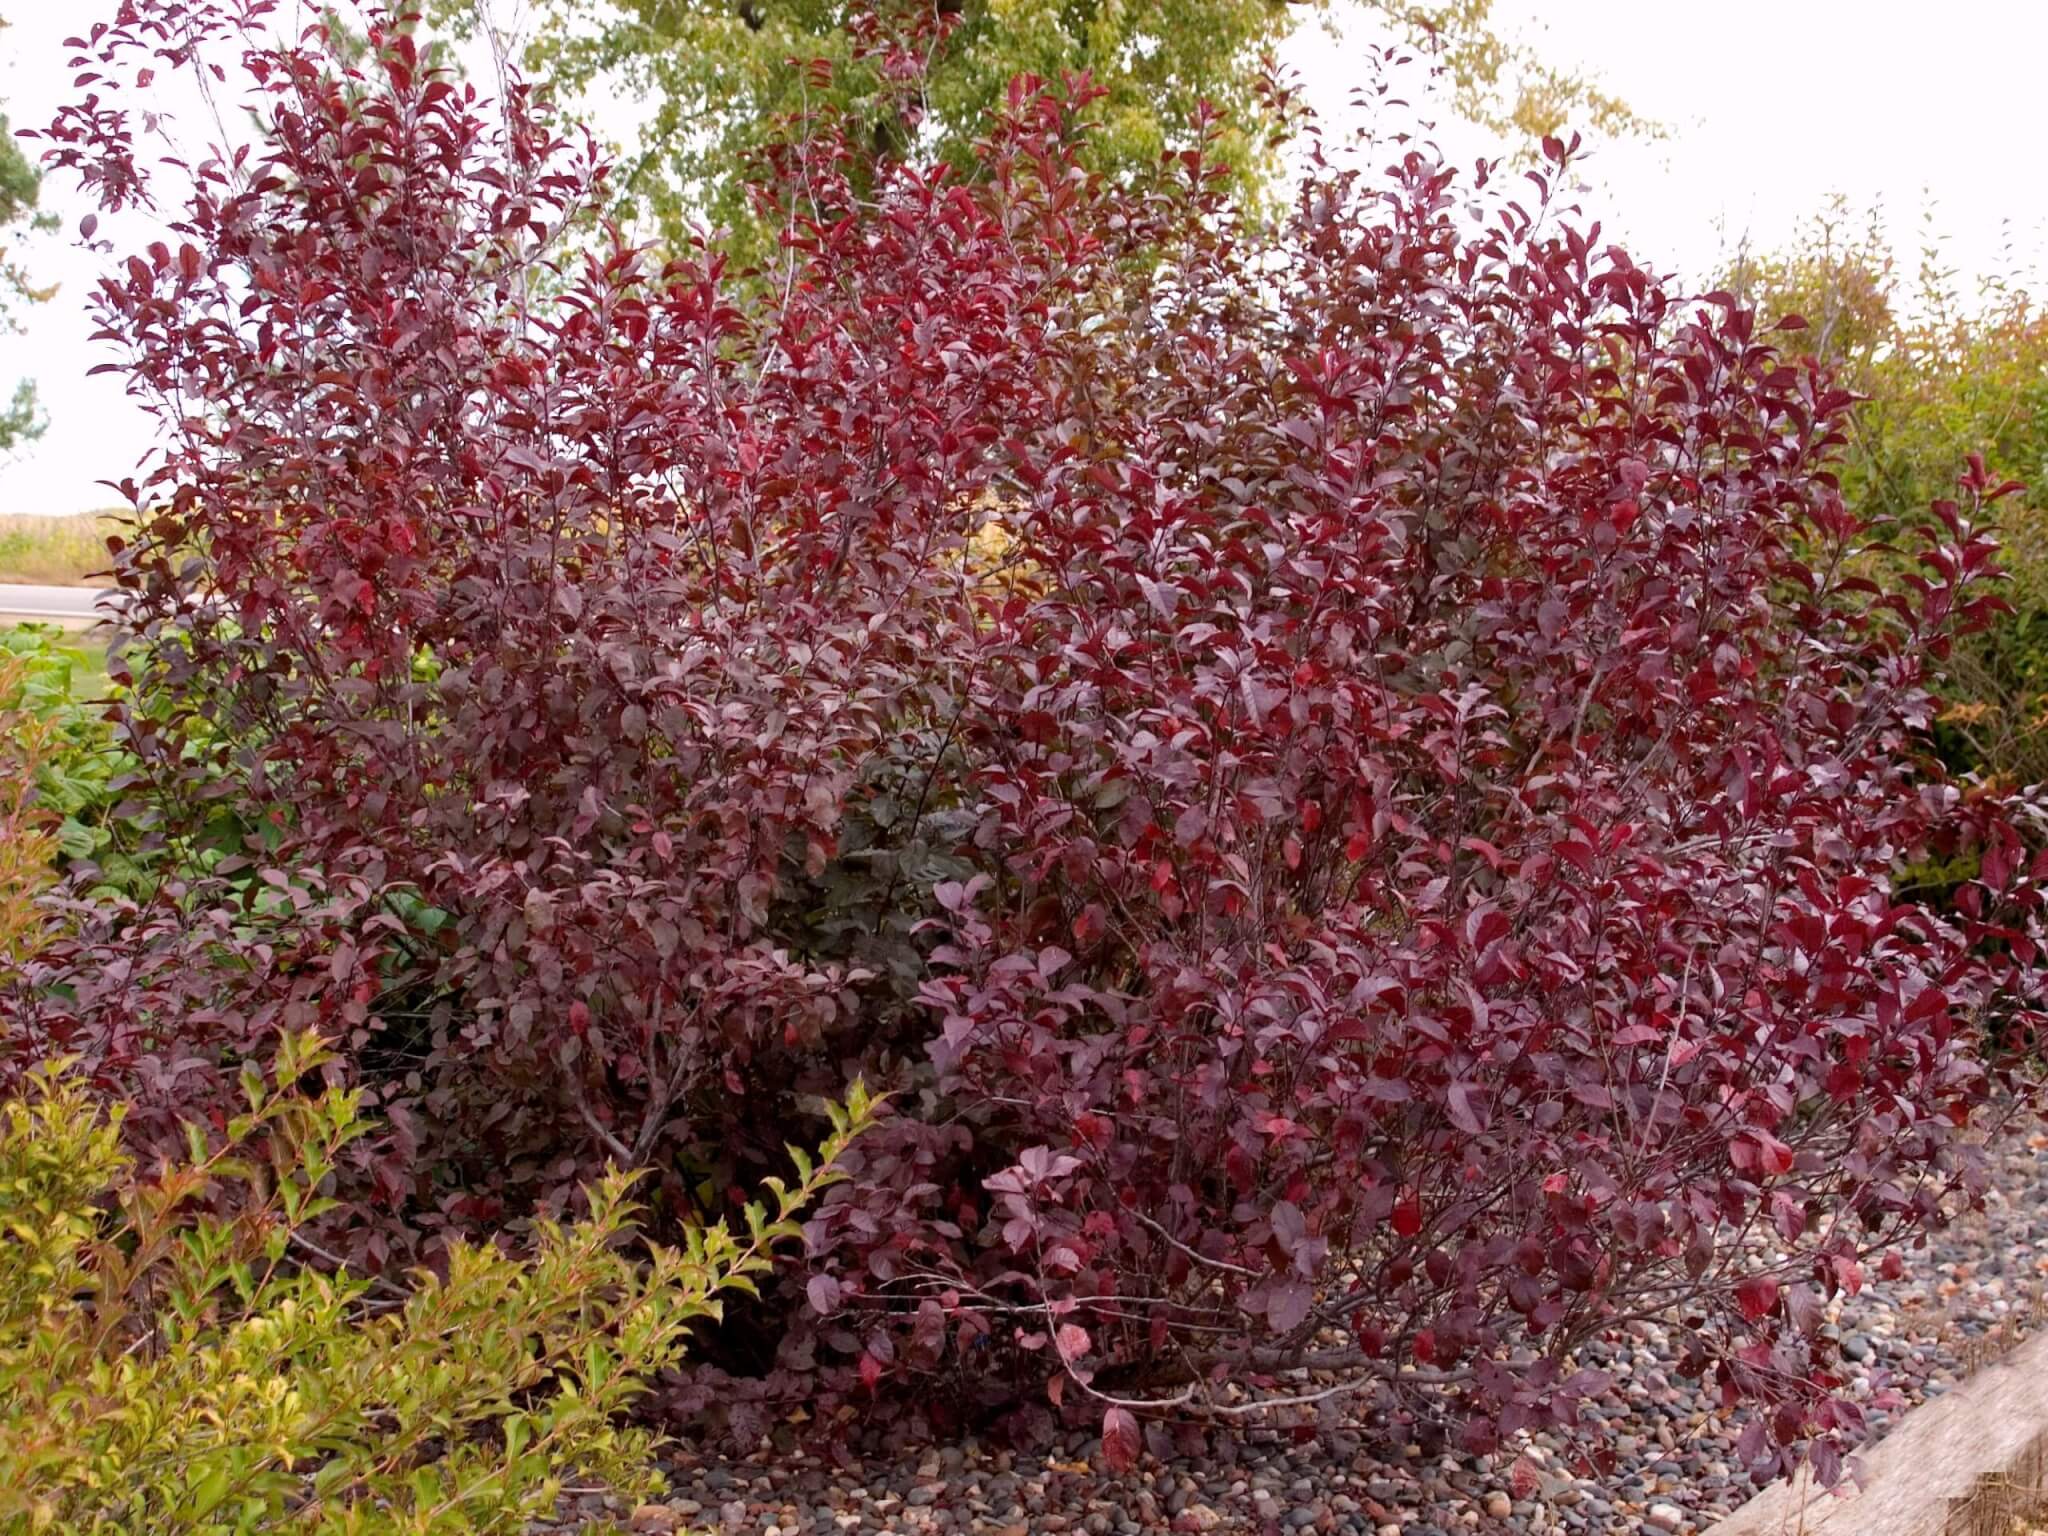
[0,14,47,452]
[433,0,1321,256]
[432,0,1646,258]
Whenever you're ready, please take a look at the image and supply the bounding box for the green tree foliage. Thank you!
[0,14,46,451]
[0,22,39,247]
[1730,201,2048,784]
[435,0,1646,257]
[1377,0,1655,146]
[434,0,1319,255]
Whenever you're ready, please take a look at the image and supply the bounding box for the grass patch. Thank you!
[0,513,120,586]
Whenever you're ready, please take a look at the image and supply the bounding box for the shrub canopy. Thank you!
[15,0,2048,1479]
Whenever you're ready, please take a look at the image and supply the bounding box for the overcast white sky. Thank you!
[0,0,2040,516]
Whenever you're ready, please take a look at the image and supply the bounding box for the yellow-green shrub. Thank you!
[0,1029,873,1534]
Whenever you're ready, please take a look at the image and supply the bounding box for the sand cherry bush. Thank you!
[12,0,2048,1479]
[912,151,2048,1478]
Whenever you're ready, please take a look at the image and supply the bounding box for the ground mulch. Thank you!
[560,1125,2048,1536]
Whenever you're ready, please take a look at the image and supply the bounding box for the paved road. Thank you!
[0,584,114,626]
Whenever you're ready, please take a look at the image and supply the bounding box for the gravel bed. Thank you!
[582,1127,2048,1536]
